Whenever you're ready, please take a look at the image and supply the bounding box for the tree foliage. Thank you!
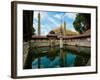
[73,13,91,34]
[32,26,35,35]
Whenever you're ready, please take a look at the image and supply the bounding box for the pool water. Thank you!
[32,46,90,69]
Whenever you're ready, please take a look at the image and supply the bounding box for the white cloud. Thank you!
[34,11,39,20]
[34,11,60,27]
[41,24,49,35]
[54,14,61,19]
[41,12,60,28]
[41,24,52,35]
[41,30,48,35]
[65,13,77,20]
[48,16,59,27]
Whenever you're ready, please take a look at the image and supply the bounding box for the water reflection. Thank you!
[32,46,90,69]
[65,53,76,67]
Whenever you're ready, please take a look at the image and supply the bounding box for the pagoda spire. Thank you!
[38,12,41,36]
[64,21,66,36]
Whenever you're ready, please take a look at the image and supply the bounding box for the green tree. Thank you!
[73,13,91,34]
[32,26,35,35]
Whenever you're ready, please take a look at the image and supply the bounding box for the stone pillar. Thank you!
[60,38,63,48]
[59,36,63,48]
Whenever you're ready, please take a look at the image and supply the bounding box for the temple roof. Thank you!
[32,29,90,40]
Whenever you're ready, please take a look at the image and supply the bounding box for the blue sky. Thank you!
[33,11,77,35]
